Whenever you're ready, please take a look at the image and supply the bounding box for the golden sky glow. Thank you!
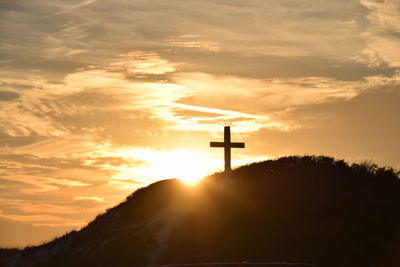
[0,0,400,247]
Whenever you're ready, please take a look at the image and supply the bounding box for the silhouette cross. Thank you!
[210,126,245,173]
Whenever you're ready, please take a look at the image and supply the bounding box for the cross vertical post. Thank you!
[210,126,245,174]
[224,126,231,173]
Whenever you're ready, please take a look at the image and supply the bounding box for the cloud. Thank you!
[0,216,74,247]
[56,0,97,15]
[0,0,373,80]
[248,82,400,168]
[167,35,220,52]
[0,91,19,101]
[3,50,394,148]
[0,152,114,197]
[108,51,178,75]
[175,73,362,110]
[0,214,84,227]
[73,196,104,202]
[359,0,400,67]
[0,52,277,148]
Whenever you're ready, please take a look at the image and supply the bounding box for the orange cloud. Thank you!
[167,35,220,52]
[360,0,400,67]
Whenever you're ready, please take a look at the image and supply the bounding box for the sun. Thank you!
[111,149,219,186]
[153,150,216,185]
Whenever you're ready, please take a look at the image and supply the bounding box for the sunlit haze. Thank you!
[0,0,399,247]
[113,149,220,185]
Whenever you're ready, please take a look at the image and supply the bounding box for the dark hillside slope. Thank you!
[0,179,190,267]
[1,156,400,267]
[161,156,400,267]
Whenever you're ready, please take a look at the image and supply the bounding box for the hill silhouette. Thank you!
[1,156,400,267]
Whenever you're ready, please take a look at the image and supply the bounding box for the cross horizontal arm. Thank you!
[230,142,245,148]
[210,142,225,147]
[210,142,245,148]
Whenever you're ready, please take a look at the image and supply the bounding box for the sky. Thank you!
[1,0,400,247]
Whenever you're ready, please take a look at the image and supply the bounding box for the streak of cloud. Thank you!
[56,0,98,15]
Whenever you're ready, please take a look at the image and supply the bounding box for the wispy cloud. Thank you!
[167,35,220,52]
[56,0,97,15]
[358,0,400,67]
[2,50,394,151]
[73,196,104,202]
[0,214,84,227]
